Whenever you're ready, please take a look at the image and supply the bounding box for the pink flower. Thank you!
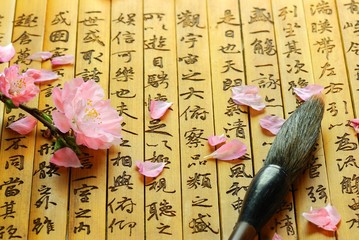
[24,68,59,82]
[294,84,324,101]
[51,55,74,66]
[0,65,40,106]
[52,78,123,150]
[259,115,286,135]
[272,233,283,240]
[302,204,341,231]
[150,100,172,119]
[232,85,265,111]
[136,161,165,177]
[50,147,82,168]
[350,119,359,134]
[0,43,15,63]
[28,51,53,61]
[204,139,247,160]
[208,134,227,146]
[7,116,37,134]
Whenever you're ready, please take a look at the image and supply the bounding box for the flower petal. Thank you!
[51,55,75,66]
[28,51,53,61]
[204,139,247,160]
[7,116,37,134]
[50,147,82,168]
[231,85,265,111]
[24,68,59,82]
[302,204,341,231]
[136,161,165,177]
[259,115,286,135]
[208,134,227,146]
[272,233,283,240]
[294,84,324,101]
[350,119,359,134]
[52,110,71,133]
[0,43,16,63]
[150,100,173,119]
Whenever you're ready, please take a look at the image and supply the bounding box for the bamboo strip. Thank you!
[206,0,254,239]
[175,0,221,239]
[271,1,335,239]
[27,0,78,239]
[303,0,359,239]
[239,1,297,239]
[0,0,47,239]
[68,1,110,239]
[143,1,183,239]
[107,0,145,239]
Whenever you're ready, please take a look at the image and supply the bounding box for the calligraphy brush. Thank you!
[228,94,325,240]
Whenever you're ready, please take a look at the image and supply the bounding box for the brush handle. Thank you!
[229,164,290,240]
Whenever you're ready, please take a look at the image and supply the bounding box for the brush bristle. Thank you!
[264,94,324,183]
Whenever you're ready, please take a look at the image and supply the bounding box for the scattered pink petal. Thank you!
[50,147,82,168]
[231,85,265,111]
[208,134,227,146]
[24,68,59,82]
[350,119,359,134]
[272,233,283,240]
[7,116,37,134]
[150,100,173,119]
[28,51,53,61]
[136,161,165,177]
[51,55,74,66]
[259,115,286,135]
[204,139,247,160]
[294,84,324,101]
[302,204,341,231]
[0,43,16,63]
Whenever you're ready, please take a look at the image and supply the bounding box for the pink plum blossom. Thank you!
[7,116,37,134]
[136,161,165,177]
[302,204,341,231]
[24,68,59,82]
[0,65,40,106]
[259,115,286,135]
[231,85,265,111]
[28,51,53,61]
[150,100,173,119]
[204,139,247,160]
[208,134,227,146]
[294,84,324,101]
[50,147,82,168]
[350,119,359,134]
[51,55,74,66]
[0,43,16,63]
[52,78,123,150]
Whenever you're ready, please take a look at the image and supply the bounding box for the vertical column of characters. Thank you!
[143,1,183,239]
[175,0,220,239]
[0,0,16,150]
[239,1,298,239]
[271,1,333,239]
[68,1,110,239]
[0,0,47,239]
[206,1,253,239]
[107,1,144,239]
[337,0,359,116]
[303,0,359,238]
[27,1,79,239]
[0,0,46,239]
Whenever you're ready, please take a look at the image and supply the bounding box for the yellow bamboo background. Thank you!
[0,0,358,239]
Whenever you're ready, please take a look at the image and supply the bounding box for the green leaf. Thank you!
[54,137,66,152]
[41,112,53,124]
[4,99,17,113]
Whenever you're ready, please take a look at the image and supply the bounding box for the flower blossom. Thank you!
[7,116,37,134]
[294,84,324,101]
[0,43,16,63]
[302,204,341,231]
[259,115,286,135]
[231,85,265,111]
[0,65,40,106]
[52,78,123,150]
[50,147,82,168]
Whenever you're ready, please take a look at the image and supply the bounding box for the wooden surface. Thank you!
[0,0,358,239]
